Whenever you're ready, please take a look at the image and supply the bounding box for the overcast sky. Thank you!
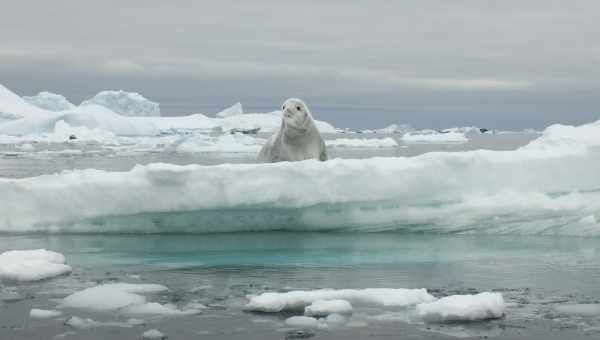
[2,0,599,129]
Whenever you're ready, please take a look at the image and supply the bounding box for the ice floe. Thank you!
[142,329,167,340]
[401,131,468,143]
[61,282,203,316]
[0,249,71,281]
[326,137,398,148]
[245,288,434,312]
[416,292,505,322]
[216,102,243,118]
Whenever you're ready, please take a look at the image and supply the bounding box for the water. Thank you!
[2,132,600,339]
[1,233,600,339]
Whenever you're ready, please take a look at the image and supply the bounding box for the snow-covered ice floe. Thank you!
[1,118,600,235]
[29,308,63,319]
[304,299,353,316]
[326,137,398,148]
[0,249,71,281]
[416,292,505,322]
[244,288,435,312]
[401,131,468,143]
[61,283,203,316]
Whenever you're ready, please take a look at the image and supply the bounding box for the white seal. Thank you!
[257,98,328,163]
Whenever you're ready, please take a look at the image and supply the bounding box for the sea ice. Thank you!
[80,90,160,117]
[416,292,505,322]
[304,299,353,317]
[65,316,131,329]
[29,308,62,318]
[61,283,168,311]
[0,249,71,281]
[285,316,322,329]
[245,288,435,312]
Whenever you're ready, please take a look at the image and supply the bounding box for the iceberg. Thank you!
[80,90,160,117]
[0,249,71,281]
[0,84,53,120]
[416,292,505,322]
[23,92,76,111]
[216,102,243,118]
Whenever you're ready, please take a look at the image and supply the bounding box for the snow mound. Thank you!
[245,288,434,312]
[305,299,353,317]
[80,90,160,117]
[61,282,202,316]
[0,249,71,281]
[416,292,505,322]
[23,92,76,111]
[30,309,62,319]
[216,102,243,118]
[326,137,398,148]
[402,131,468,143]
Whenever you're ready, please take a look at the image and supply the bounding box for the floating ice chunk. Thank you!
[555,304,600,316]
[0,249,71,282]
[127,318,146,326]
[326,137,398,148]
[304,300,353,317]
[245,288,435,312]
[402,131,468,143]
[80,91,160,117]
[285,316,322,329]
[143,329,167,340]
[216,102,243,118]
[29,308,62,319]
[61,283,168,312]
[65,316,131,329]
[23,92,76,111]
[416,292,505,322]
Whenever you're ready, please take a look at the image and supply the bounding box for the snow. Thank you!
[216,102,243,118]
[29,308,62,319]
[61,283,168,311]
[23,92,76,111]
[143,329,167,339]
[80,90,160,117]
[304,299,353,317]
[0,84,52,119]
[245,288,434,312]
[0,249,71,281]
[416,292,505,322]
[401,131,468,143]
[326,137,398,148]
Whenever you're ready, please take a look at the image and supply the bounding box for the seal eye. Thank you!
[282,105,285,110]
[296,106,302,111]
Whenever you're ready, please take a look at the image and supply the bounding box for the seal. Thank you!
[257,98,327,163]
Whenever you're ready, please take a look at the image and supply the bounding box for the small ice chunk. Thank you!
[64,316,130,329]
[0,249,72,282]
[416,292,505,322]
[304,300,353,317]
[30,308,62,319]
[61,283,168,311]
[127,318,146,326]
[285,316,321,329]
[324,313,346,324]
[245,288,434,313]
[555,304,600,316]
[143,329,167,340]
